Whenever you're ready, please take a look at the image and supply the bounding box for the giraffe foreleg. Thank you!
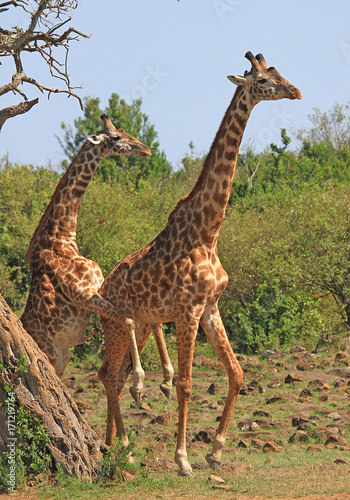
[152,324,174,399]
[78,292,146,403]
[174,314,199,477]
[200,306,243,469]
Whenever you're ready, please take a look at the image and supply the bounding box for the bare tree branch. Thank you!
[0,0,90,129]
[0,97,38,130]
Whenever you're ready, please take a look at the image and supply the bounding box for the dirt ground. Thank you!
[2,344,350,499]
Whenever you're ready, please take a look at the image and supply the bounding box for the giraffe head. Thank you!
[88,114,152,158]
[227,52,301,102]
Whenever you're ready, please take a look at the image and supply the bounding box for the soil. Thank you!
[3,344,350,499]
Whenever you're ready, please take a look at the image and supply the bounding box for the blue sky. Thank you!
[1,1,350,170]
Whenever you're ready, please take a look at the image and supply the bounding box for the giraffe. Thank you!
[98,52,301,476]
[20,114,154,379]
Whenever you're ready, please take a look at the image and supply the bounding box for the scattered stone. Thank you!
[285,372,304,383]
[211,485,237,491]
[153,441,167,454]
[263,441,281,453]
[239,385,249,395]
[208,402,218,410]
[328,412,341,421]
[308,379,330,390]
[251,437,264,449]
[263,348,282,358]
[310,427,340,443]
[220,460,250,472]
[208,474,225,484]
[130,411,155,422]
[236,354,245,362]
[155,432,172,443]
[192,462,209,470]
[192,429,212,444]
[299,387,313,398]
[121,471,136,481]
[266,395,284,404]
[88,374,100,388]
[334,458,349,465]
[193,354,223,371]
[191,394,202,403]
[327,367,350,378]
[253,410,272,418]
[139,402,152,411]
[74,385,85,394]
[296,361,316,371]
[334,379,347,389]
[150,412,173,425]
[240,380,263,395]
[207,383,220,395]
[335,351,348,361]
[319,394,328,402]
[237,417,273,432]
[290,346,306,353]
[325,435,339,445]
[307,444,322,452]
[292,417,312,429]
[267,380,281,389]
[289,430,309,443]
[237,439,249,448]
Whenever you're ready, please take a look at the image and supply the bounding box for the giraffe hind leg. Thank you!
[200,305,244,470]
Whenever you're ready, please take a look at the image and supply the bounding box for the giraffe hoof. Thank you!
[129,386,142,403]
[205,453,221,471]
[160,383,172,399]
[178,470,194,478]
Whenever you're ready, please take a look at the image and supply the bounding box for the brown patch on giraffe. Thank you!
[216,142,225,159]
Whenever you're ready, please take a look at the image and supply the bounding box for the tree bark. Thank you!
[0,294,105,481]
[0,98,39,131]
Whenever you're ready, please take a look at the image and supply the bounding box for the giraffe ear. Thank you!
[88,134,103,145]
[227,75,247,86]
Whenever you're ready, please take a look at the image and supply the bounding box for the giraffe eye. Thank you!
[112,136,121,142]
[257,78,268,84]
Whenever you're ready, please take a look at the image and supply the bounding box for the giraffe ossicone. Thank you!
[98,51,301,477]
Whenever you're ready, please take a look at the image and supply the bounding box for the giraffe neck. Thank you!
[26,141,101,264]
[172,86,255,246]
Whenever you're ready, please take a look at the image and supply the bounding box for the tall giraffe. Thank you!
[98,52,301,476]
[21,115,152,378]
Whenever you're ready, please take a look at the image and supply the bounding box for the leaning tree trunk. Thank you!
[0,294,105,481]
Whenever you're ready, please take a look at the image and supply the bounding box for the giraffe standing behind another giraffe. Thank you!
[98,52,301,476]
[21,115,154,379]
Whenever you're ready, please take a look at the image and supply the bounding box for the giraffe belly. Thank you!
[52,307,91,349]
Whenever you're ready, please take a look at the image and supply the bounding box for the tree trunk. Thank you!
[0,294,105,481]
